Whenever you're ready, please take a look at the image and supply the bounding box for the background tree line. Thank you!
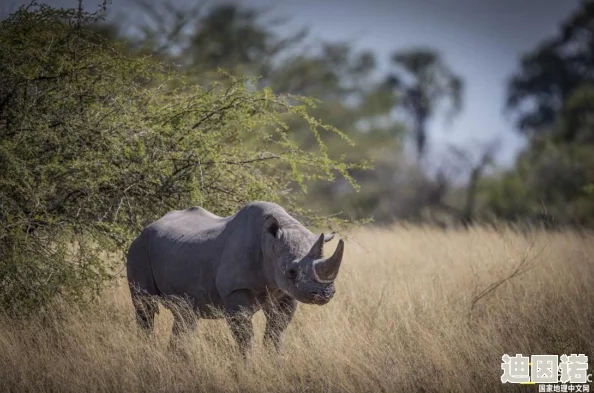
[101,0,594,228]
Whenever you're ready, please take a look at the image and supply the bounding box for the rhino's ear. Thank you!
[264,215,282,240]
[323,232,335,243]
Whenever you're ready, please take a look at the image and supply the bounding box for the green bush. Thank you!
[0,4,359,315]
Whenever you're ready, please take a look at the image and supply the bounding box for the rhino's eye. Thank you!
[286,268,297,280]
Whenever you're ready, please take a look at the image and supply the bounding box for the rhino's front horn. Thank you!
[313,239,344,283]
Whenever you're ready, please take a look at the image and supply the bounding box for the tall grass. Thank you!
[0,226,593,392]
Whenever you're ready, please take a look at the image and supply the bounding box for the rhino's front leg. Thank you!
[223,289,256,357]
[263,296,297,353]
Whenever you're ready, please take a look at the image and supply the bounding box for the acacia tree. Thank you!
[0,3,360,314]
[386,49,463,161]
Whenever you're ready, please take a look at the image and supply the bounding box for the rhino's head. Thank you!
[261,215,344,305]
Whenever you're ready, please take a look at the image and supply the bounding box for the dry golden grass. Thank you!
[1,226,593,393]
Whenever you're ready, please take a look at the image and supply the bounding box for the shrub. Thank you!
[0,3,359,315]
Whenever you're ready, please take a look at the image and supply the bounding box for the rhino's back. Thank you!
[144,207,234,310]
[150,206,227,237]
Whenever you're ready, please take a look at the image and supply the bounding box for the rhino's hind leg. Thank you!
[167,301,198,354]
[263,296,297,353]
[130,288,159,334]
[171,312,198,336]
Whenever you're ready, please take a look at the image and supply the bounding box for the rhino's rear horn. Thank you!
[313,239,344,283]
[307,233,325,259]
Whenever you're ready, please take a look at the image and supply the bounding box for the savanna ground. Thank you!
[0,226,593,393]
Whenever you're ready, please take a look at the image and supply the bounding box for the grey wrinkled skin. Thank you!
[126,201,345,355]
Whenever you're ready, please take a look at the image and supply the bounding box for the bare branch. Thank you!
[469,239,548,318]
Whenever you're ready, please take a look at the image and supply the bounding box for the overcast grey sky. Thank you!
[6,0,583,167]
[232,0,581,167]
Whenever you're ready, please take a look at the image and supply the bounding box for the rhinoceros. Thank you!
[126,201,344,354]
